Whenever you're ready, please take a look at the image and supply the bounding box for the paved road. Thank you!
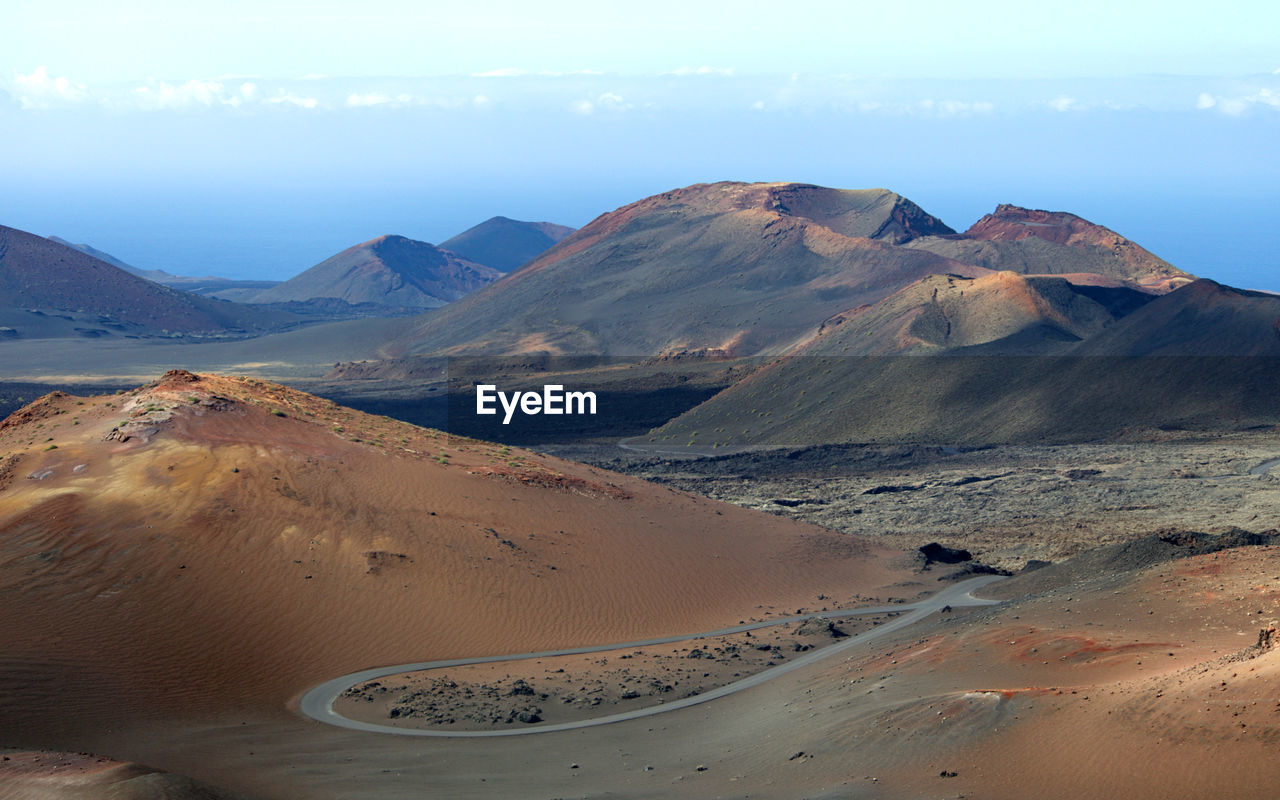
[1248,457,1280,475]
[299,574,1005,738]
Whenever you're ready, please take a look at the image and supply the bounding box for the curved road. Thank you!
[1249,457,1280,476]
[299,574,1005,738]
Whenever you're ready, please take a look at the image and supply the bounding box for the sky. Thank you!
[1,1,1278,285]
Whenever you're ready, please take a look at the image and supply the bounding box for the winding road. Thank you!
[299,574,1005,738]
[1248,457,1280,476]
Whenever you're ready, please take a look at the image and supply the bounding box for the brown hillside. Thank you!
[380,182,974,358]
[907,205,1192,292]
[439,216,576,272]
[251,235,500,309]
[651,278,1280,446]
[0,371,909,747]
[0,225,299,336]
[812,271,1155,355]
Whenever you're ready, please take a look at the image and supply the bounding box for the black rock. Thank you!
[919,542,972,564]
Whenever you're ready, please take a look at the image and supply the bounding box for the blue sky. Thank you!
[1,1,1278,285]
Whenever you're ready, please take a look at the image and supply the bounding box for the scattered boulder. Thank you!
[939,562,1012,581]
[919,542,972,565]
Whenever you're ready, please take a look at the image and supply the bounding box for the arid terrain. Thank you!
[564,433,1280,571]
[2,372,1279,799]
[3,182,1279,799]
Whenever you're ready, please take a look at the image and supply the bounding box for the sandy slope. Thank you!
[0,371,911,797]
[20,539,1267,800]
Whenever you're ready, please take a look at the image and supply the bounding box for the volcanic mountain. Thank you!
[376,182,979,357]
[652,278,1280,446]
[367,183,1192,361]
[0,224,299,338]
[0,370,909,788]
[250,235,501,310]
[905,204,1192,292]
[439,216,576,272]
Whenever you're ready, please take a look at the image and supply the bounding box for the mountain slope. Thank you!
[251,234,500,310]
[46,236,150,276]
[0,224,299,337]
[439,216,576,272]
[369,183,1196,361]
[651,279,1280,446]
[811,271,1155,356]
[906,205,1192,292]
[380,182,975,357]
[0,370,908,752]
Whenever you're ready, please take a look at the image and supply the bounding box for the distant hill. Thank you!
[440,216,575,272]
[46,235,282,297]
[362,183,1198,363]
[0,224,300,338]
[376,182,976,358]
[250,234,500,310]
[45,236,152,275]
[651,279,1280,446]
[905,205,1191,292]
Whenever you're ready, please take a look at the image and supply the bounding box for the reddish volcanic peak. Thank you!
[966,205,1130,248]
[532,181,954,277]
[940,204,1194,292]
[584,181,953,241]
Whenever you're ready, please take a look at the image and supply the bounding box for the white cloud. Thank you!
[1196,88,1279,115]
[666,65,734,77]
[472,94,492,109]
[130,78,231,110]
[749,100,765,111]
[569,91,631,115]
[1254,88,1280,108]
[1049,95,1077,112]
[11,66,88,108]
